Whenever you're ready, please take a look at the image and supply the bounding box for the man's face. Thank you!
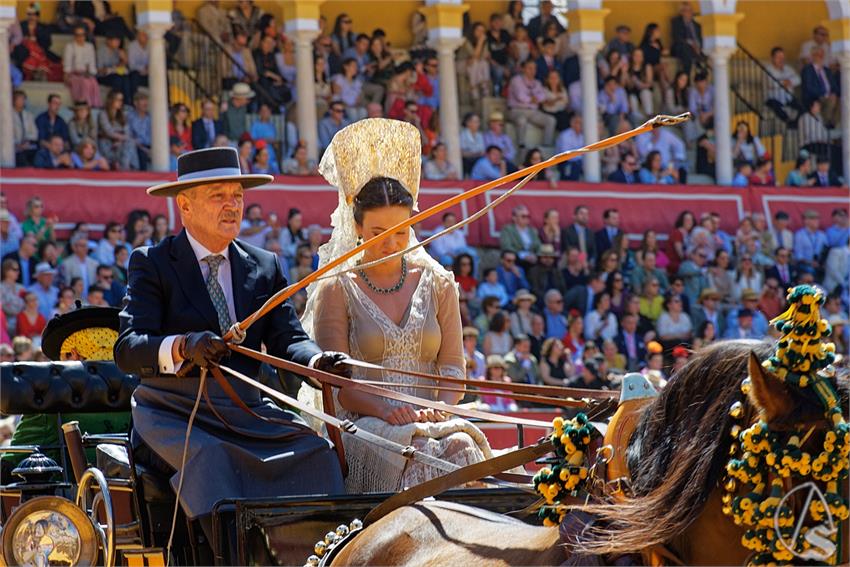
[772,49,785,67]
[623,155,638,173]
[20,236,37,257]
[404,104,419,119]
[590,278,605,293]
[743,298,758,312]
[546,294,563,312]
[87,290,105,306]
[540,254,555,267]
[330,104,345,121]
[49,137,65,156]
[543,42,556,57]
[702,296,717,310]
[739,314,753,330]
[463,335,476,351]
[97,268,113,285]
[179,182,244,247]
[514,208,530,228]
[515,339,530,355]
[643,252,656,269]
[73,239,88,258]
[501,253,517,269]
[247,205,262,221]
[575,207,589,225]
[693,250,707,266]
[488,148,502,165]
[805,215,820,230]
[621,315,637,333]
[606,211,619,228]
[48,97,61,114]
[37,272,54,288]
[541,1,553,16]
[833,212,848,228]
[604,80,617,95]
[567,249,580,265]
[775,248,790,265]
[203,101,216,119]
[524,61,536,79]
[775,216,788,230]
[356,37,369,52]
[489,119,503,134]
[13,94,25,111]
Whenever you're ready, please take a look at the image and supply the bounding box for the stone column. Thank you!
[838,51,850,185]
[567,3,609,182]
[698,7,744,186]
[138,2,173,172]
[284,0,324,162]
[0,2,16,167]
[420,1,469,177]
[709,46,736,185]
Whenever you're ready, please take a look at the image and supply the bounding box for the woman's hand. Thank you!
[416,408,448,423]
[381,404,419,425]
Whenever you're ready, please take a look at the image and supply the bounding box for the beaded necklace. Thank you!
[357,256,407,295]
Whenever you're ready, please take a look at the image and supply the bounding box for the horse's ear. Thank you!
[747,352,795,422]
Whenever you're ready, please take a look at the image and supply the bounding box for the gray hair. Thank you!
[544,289,562,303]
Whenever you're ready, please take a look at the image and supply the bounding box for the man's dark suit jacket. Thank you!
[1,251,38,285]
[800,64,839,107]
[765,264,796,288]
[808,170,841,188]
[595,227,621,256]
[191,118,224,150]
[563,285,592,317]
[614,330,647,371]
[561,224,597,264]
[114,230,320,399]
[671,16,703,54]
[607,168,633,184]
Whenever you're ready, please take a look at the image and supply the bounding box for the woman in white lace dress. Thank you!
[302,119,492,493]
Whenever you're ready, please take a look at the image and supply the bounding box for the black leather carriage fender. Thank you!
[0,361,140,415]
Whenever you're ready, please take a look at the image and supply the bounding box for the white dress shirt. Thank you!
[157,230,236,374]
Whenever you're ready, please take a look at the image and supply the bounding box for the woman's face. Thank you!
[604,253,618,271]
[612,272,624,289]
[740,218,753,232]
[256,147,268,163]
[645,279,659,297]
[485,270,498,283]
[716,250,729,268]
[546,70,559,88]
[598,293,611,312]
[651,153,662,170]
[81,143,95,160]
[295,146,308,161]
[60,289,74,304]
[357,206,411,259]
[683,212,695,230]
[632,49,644,65]
[467,115,480,131]
[259,104,272,120]
[545,210,559,225]
[154,216,168,233]
[75,106,90,120]
[434,145,447,161]
[25,293,38,311]
[289,213,303,231]
[736,123,749,138]
[676,73,688,89]
[473,24,485,39]
[603,341,616,356]
[528,150,542,165]
[42,243,57,262]
[458,256,472,275]
[667,296,682,313]
[571,317,583,334]
[646,230,657,247]
[489,367,504,380]
[704,322,715,340]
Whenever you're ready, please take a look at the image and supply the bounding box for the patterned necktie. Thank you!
[202,254,232,334]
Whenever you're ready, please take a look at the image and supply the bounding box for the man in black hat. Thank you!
[114,147,346,535]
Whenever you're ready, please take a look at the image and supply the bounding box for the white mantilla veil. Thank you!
[301,118,452,344]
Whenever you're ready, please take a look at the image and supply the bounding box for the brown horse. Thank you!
[331,340,847,566]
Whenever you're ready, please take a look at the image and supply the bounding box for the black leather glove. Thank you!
[179,331,230,370]
[313,351,351,377]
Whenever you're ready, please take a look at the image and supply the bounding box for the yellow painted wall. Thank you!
[16,0,830,59]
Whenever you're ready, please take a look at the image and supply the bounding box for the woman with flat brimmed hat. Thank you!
[480,355,518,412]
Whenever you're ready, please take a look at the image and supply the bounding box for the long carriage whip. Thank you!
[222,113,691,343]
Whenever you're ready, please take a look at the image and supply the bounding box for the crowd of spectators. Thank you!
[2,190,847,403]
[9,1,844,186]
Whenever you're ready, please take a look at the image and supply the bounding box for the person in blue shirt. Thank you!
[725,290,769,338]
[825,208,848,248]
[542,289,567,339]
[496,250,530,298]
[35,94,70,149]
[471,145,507,181]
[731,161,752,187]
[477,268,510,307]
[793,209,828,272]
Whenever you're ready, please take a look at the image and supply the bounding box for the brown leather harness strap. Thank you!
[229,344,555,428]
[322,381,348,476]
[350,379,601,408]
[344,358,619,400]
[362,441,554,525]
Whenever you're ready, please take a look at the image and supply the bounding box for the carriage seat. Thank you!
[0,361,139,415]
[96,443,174,503]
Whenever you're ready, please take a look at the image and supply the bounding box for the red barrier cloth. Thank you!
[2,168,847,243]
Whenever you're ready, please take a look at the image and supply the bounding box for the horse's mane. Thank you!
[576,339,775,555]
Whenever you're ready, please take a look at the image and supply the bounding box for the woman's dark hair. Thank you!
[452,253,475,276]
[36,239,56,261]
[332,13,351,38]
[735,120,754,144]
[643,150,662,171]
[674,210,694,229]
[593,290,610,311]
[482,295,501,311]
[663,292,681,310]
[462,112,479,128]
[1,258,19,281]
[507,0,523,18]
[489,310,508,333]
[605,270,624,295]
[522,147,543,167]
[257,13,274,34]
[640,22,659,47]
[353,177,414,225]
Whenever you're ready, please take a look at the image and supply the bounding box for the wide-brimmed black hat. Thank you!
[41,303,120,361]
[147,147,273,197]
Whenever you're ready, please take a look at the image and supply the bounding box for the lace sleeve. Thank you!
[311,278,351,355]
[433,270,465,379]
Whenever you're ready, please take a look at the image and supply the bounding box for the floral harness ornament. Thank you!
[723,285,848,565]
